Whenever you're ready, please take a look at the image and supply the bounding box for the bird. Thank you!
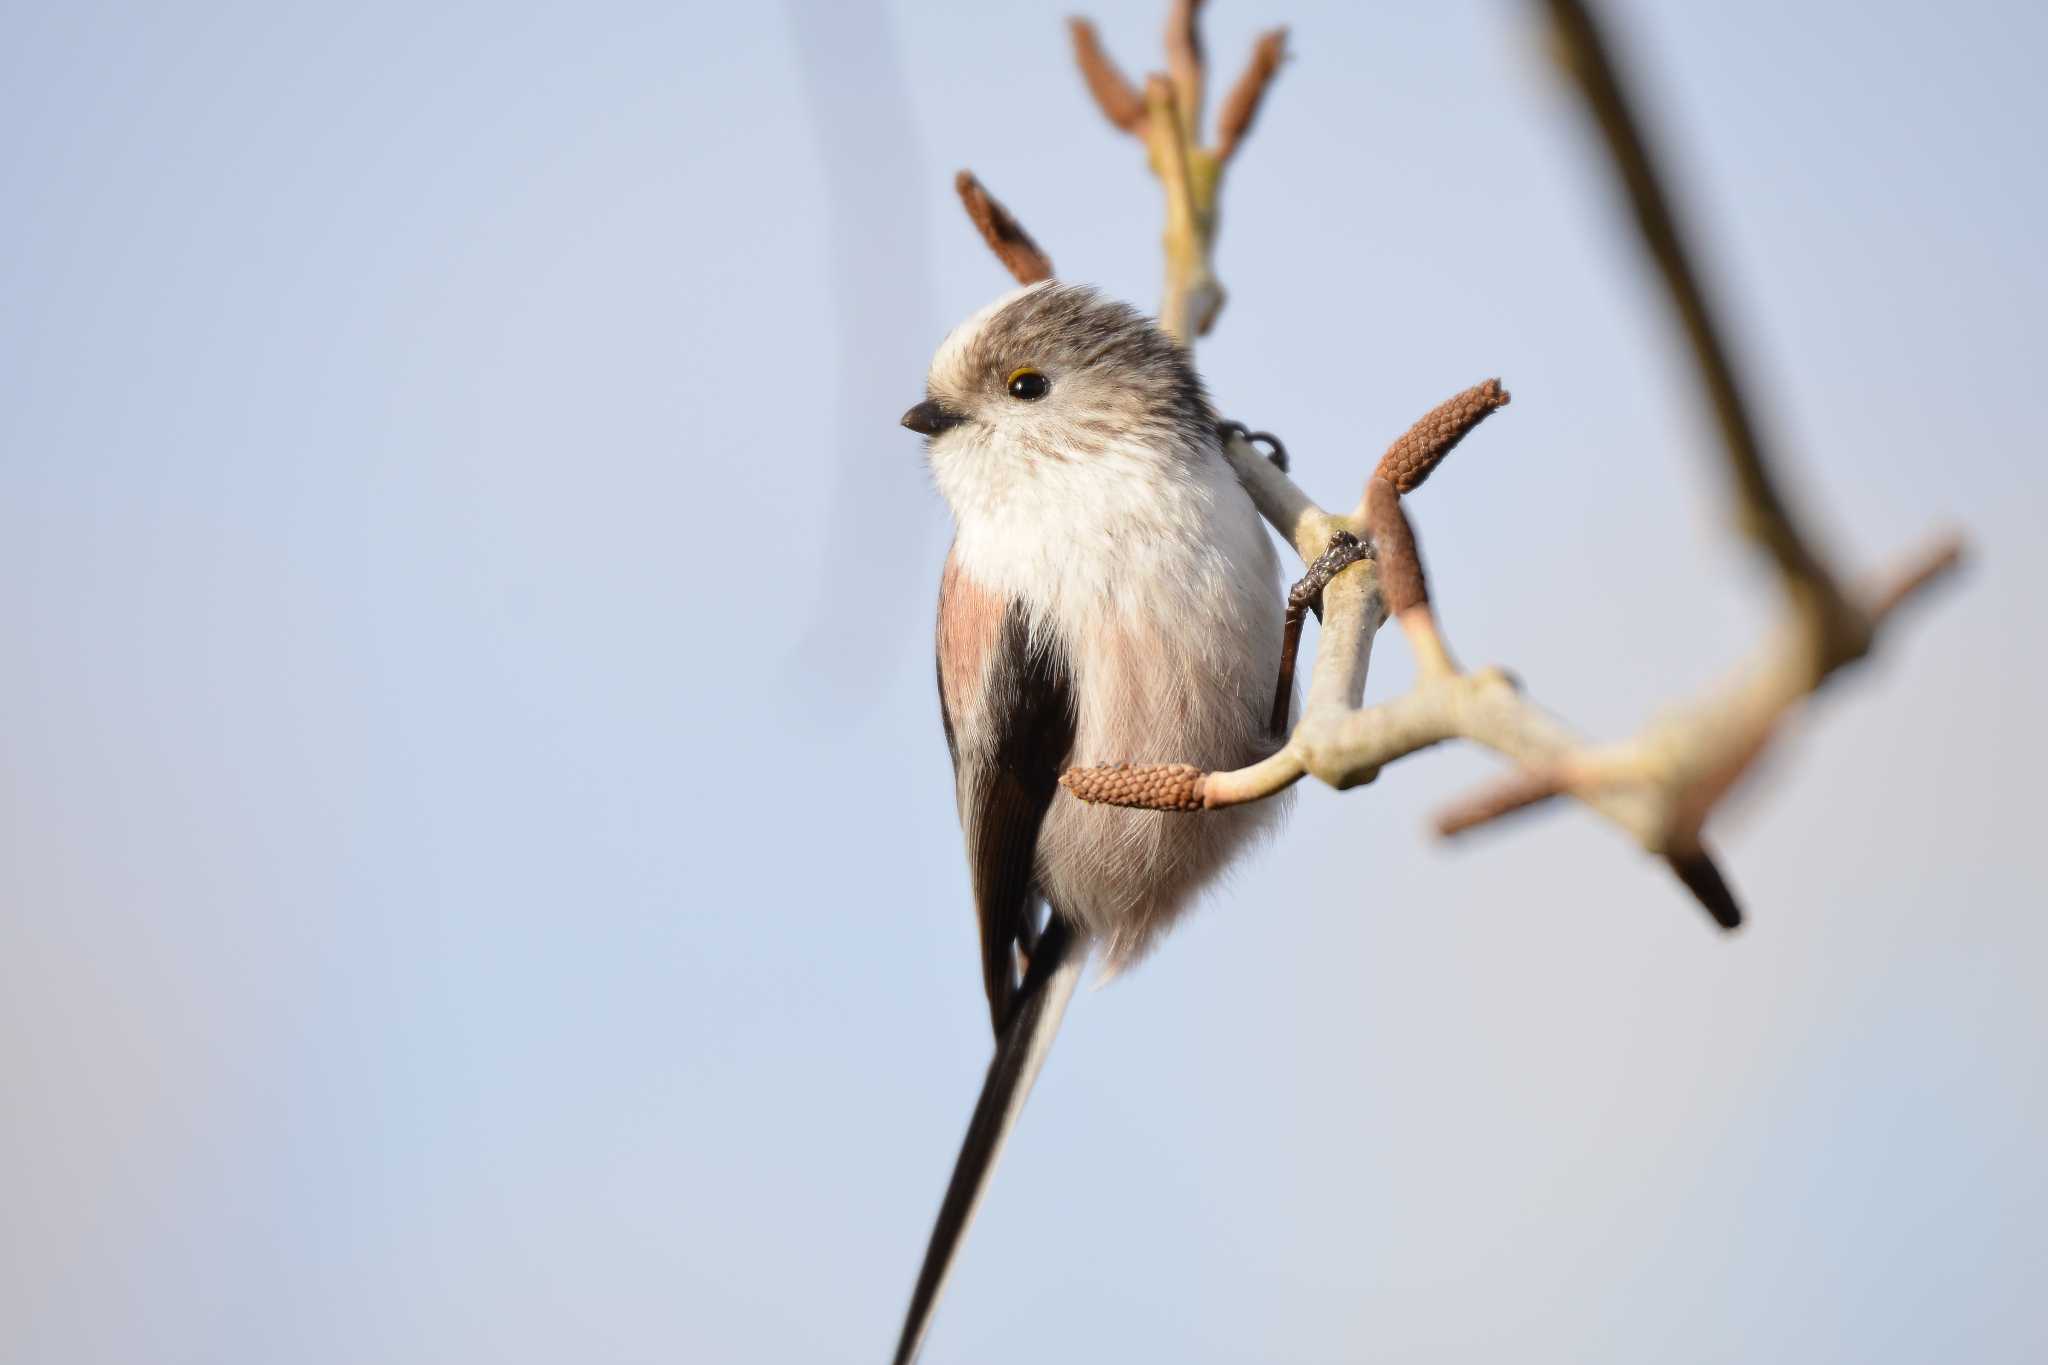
[894,280,1292,1361]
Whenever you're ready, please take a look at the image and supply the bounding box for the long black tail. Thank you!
[891,917,1084,1364]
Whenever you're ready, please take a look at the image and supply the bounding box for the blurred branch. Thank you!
[1068,7,1288,339]
[1426,0,1967,865]
[1541,0,1862,662]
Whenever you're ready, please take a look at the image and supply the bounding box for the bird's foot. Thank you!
[1269,531,1373,737]
[1218,419,1289,472]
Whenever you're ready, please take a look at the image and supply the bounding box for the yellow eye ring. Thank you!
[1006,367,1050,401]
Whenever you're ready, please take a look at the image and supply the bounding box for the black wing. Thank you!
[940,605,1075,1036]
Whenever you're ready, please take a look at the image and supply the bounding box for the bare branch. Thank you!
[1433,765,1572,837]
[1865,532,1965,623]
[953,169,1055,286]
[1165,0,1207,134]
[1143,75,1220,340]
[1069,5,1280,337]
[1041,0,1962,933]
[1200,748,1308,808]
[1541,0,1864,663]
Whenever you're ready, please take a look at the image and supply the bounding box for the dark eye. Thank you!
[1006,367,1050,401]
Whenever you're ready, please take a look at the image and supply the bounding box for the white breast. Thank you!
[944,436,1291,966]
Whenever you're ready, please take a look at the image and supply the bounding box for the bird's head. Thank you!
[903,283,1215,510]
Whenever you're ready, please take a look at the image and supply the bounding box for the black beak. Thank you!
[901,398,967,437]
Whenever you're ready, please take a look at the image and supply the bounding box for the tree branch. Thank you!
[1068,3,1288,339]
[1540,0,1863,662]
[966,1,1964,931]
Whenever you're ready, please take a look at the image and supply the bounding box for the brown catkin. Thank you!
[1215,28,1288,162]
[1060,763,1208,811]
[1365,478,1427,614]
[1375,378,1510,494]
[1067,18,1148,133]
[954,170,1056,286]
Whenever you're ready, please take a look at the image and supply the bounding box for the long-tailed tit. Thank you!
[893,281,1291,1361]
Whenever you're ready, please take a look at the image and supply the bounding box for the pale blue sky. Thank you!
[2,2,2043,1362]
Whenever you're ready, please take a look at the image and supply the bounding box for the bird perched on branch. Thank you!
[894,280,1291,1361]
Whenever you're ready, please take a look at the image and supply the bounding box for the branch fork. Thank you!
[1069,1,1288,341]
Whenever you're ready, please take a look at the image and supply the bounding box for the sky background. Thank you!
[3,1,2044,1361]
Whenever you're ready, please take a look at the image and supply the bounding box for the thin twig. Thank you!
[1433,766,1572,837]
[1165,0,1207,133]
[1143,76,1213,342]
[1865,532,1966,623]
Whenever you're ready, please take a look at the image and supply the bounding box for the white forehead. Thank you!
[928,280,1058,384]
